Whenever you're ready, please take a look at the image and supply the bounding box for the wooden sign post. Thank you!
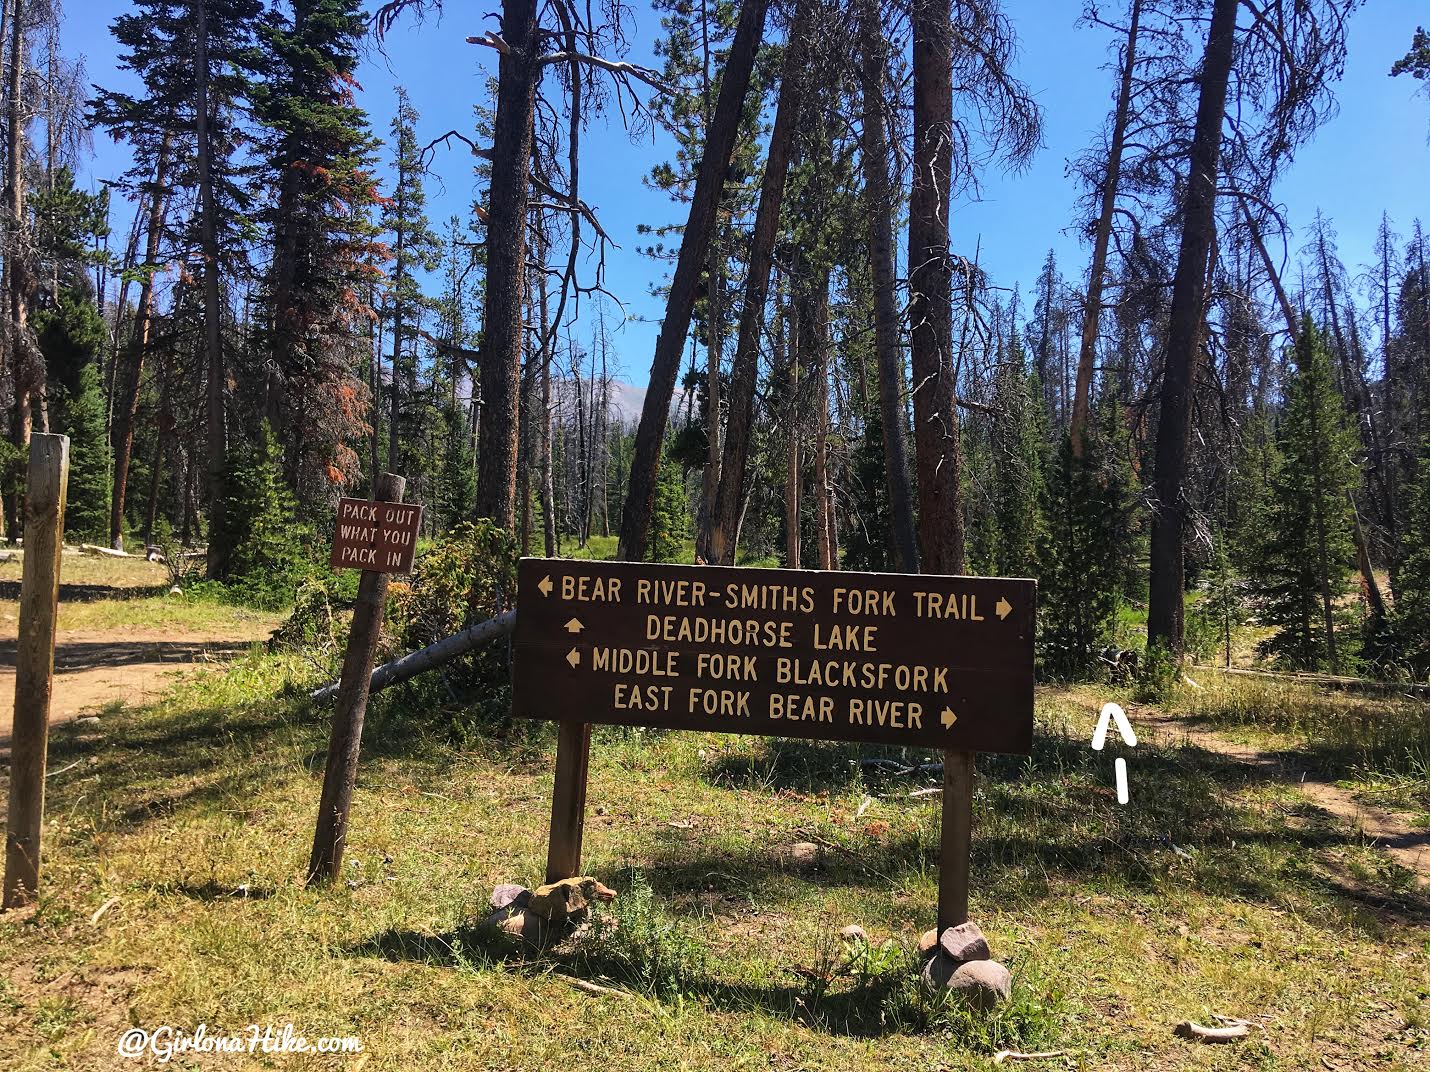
[513,558,1035,931]
[307,474,420,885]
[3,434,70,909]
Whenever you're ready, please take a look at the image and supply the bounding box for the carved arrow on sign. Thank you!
[940,707,958,730]
[566,648,581,668]
[996,597,1013,620]
[565,618,585,634]
[538,575,554,597]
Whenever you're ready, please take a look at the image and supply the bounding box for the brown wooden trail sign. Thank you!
[514,557,1035,928]
[514,559,1034,753]
[328,496,422,574]
[309,477,412,886]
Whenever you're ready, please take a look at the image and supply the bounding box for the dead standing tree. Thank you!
[619,0,769,562]
[377,0,667,530]
[708,0,813,566]
[1146,0,1355,656]
[908,0,1039,932]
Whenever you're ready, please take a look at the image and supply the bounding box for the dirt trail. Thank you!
[0,622,273,758]
[1141,705,1429,885]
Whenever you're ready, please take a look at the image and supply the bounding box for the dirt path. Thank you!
[1140,704,1429,885]
[0,624,274,758]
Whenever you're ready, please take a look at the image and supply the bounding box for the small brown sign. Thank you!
[513,558,1035,754]
[328,497,423,574]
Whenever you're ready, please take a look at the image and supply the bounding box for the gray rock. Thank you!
[923,956,1012,1009]
[939,921,991,964]
[490,883,530,911]
[839,924,867,945]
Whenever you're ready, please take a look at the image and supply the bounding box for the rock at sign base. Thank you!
[923,957,1013,1010]
[481,906,547,945]
[917,928,941,960]
[527,877,617,923]
[939,921,991,965]
[490,883,531,911]
[840,925,867,945]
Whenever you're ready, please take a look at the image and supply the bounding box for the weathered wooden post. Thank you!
[545,720,591,882]
[308,473,411,885]
[937,750,975,933]
[3,434,70,909]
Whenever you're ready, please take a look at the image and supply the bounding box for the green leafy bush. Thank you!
[381,520,518,725]
[575,873,709,998]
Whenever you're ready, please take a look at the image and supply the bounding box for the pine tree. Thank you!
[1390,434,1430,678]
[438,403,477,529]
[381,87,441,473]
[212,422,311,600]
[1255,319,1359,671]
[38,288,110,540]
[254,0,383,501]
[986,343,1046,578]
[1037,397,1136,677]
[649,450,690,564]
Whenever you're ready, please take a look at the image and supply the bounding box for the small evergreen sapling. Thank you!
[1254,320,1359,671]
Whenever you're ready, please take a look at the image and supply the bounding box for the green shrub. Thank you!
[575,873,709,998]
[1135,641,1179,703]
[381,520,518,728]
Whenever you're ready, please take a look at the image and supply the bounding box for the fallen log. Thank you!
[1199,664,1430,698]
[310,609,517,705]
[78,543,138,558]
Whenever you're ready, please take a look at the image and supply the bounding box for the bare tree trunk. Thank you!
[856,0,918,571]
[539,266,556,557]
[620,0,768,562]
[6,0,38,451]
[387,198,405,472]
[110,136,171,550]
[141,351,172,547]
[783,307,800,569]
[708,0,807,565]
[105,188,147,438]
[909,0,964,576]
[195,0,229,578]
[1071,0,1141,458]
[474,0,540,529]
[1146,0,1238,655]
[369,283,381,488]
[812,273,834,570]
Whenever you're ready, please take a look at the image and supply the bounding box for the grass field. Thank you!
[2,637,1426,1070]
[1,553,1426,1069]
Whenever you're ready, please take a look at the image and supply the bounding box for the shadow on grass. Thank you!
[22,674,557,836]
[348,917,1045,1043]
[27,664,1429,931]
[0,580,170,602]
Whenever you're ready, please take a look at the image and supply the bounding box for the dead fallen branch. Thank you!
[310,609,517,705]
[1174,1019,1250,1043]
[556,975,635,1000]
[1200,664,1430,698]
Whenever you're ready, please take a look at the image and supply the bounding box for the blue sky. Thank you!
[67,0,1430,384]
